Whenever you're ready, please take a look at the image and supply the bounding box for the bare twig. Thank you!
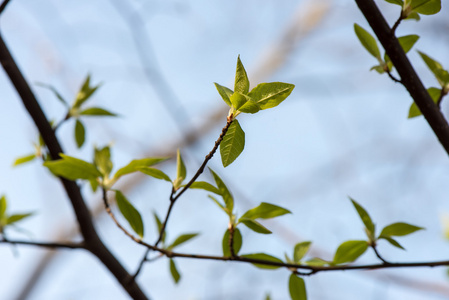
[0,238,85,250]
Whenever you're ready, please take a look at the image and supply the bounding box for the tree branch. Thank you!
[0,0,12,15]
[0,33,149,300]
[0,238,85,249]
[355,0,449,156]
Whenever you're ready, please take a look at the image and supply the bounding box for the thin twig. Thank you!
[390,13,404,35]
[0,238,85,249]
[372,245,390,264]
[386,70,402,83]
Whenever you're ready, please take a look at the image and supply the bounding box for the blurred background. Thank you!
[1,0,449,299]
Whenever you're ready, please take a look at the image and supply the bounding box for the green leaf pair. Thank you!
[215,56,295,167]
[354,24,419,74]
[0,195,33,234]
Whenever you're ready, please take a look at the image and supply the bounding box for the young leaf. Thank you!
[354,24,381,59]
[94,146,113,177]
[138,167,171,182]
[240,218,272,234]
[418,51,449,86]
[167,233,199,250]
[410,0,441,15]
[220,120,245,167]
[0,195,7,219]
[35,82,69,106]
[115,190,144,238]
[13,154,36,166]
[379,222,424,237]
[75,119,86,148]
[208,195,227,214]
[379,235,405,250]
[241,253,283,269]
[114,157,167,179]
[248,82,295,110]
[294,241,312,262]
[188,181,221,194]
[305,257,330,267]
[169,259,181,283]
[80,107,117,116]
[333,240,368,265]
[350,198,375,236]
[73,74,101,108]
[240,202,291,220]
[289,274,307,300]
[408,87,441,118]
[209,169,233,212]
[43,154,102,181]
[173,149,186,189]
[230,92,260,113]
[6,213,33,225]
[234,55,250,94]
[398,35,420,53]
[153,212,165,244]
[384,0,404,5]
[222,227,243,256]
[214,83,233,107]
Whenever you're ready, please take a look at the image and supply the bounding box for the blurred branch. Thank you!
[355,0,449,155]
[0,0,12,15]
[0,238,84,249]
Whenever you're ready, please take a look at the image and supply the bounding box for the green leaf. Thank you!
[406,11,421,20]
[169,259,181,283]
[13,154,36,166]
[114,157,167,179]
[294,241,312,262]
[89,178,99,192]
[138,167,171,182]
[234,55,250,94]
[0,195,7,219]
[379,222,424,237]
[35,82,69,106]
[305,257,330,267]
[408,87,441,118]
[220,120,245,167]
[418,51,449,86]
[6,213,33,225]
[222,227,243,256]
[115,190,144,238]
[94,146,113,177]
[350,198,375,237]
[333,240,368,265]
[74,119,86,148]
[241,253,283,269]
[240,202,291,220]
[209,169,233,212]
[208,195,227,214]
[410,0,441,15]
[73,74,101,108]
[354,24,381,59]
[189,181,221,194]
[289,274,307,300]
[173,149,186,189]
[153,212,165,244]
[248,82,295,110]
[398,35,420,53]
[370,65,385,74]
[379,235,405,250]
[43,154,102,181]
[80,107,117,116]
[167,233,199,250]
[265,293,272,300]
[384,0,404,5]
[240,218,272,234]
[214,83,233,107]
[230,92,260,113]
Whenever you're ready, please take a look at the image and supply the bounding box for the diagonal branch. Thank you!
[354,0,449,156]
[0,33,149,300]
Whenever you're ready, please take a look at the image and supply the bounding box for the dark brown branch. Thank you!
[0,238,85,249]
[355,0,449,156]
[0,0,12,15]
[0,33,149,300]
